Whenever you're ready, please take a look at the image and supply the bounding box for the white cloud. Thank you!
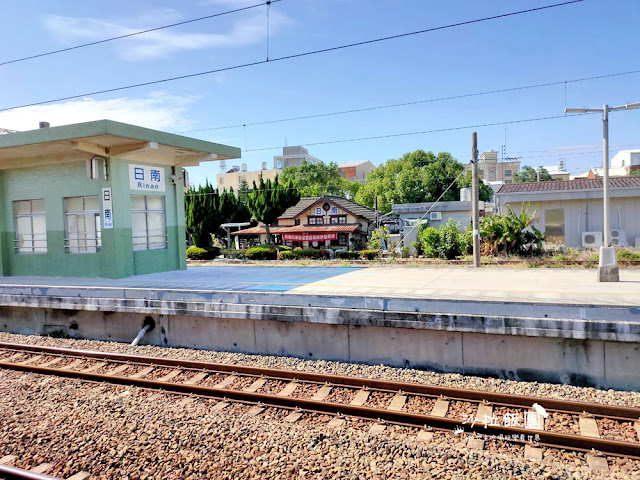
[0,92,197,132]
[43,7,292,61]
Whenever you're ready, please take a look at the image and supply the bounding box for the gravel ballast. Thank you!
[1,332,639,479]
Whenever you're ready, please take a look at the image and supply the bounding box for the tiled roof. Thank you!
[279,195,376,222]
[231,224,361,236]
[496,177,640,194]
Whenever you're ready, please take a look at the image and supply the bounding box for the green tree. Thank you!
[238,177,250,204]
[185,183,251,248]
[457,171,494,202]
[185,181,217,248]
[246,175,300,244]
[354,149,487,213]
[279,160,359,197]
[514,166,554,183]
[219,187,251,227]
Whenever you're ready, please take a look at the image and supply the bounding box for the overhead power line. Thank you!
[243,113,597,152]
[0,0,584,113]
[0,0,281,67]
[181,68,640,133]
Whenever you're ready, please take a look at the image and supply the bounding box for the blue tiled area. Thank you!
[0,266,362,293]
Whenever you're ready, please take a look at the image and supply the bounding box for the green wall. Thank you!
[0,157,186,278]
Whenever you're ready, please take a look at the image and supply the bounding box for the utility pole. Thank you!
[565,101,640,282]
[471,132,480,268]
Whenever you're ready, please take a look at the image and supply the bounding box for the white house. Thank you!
[496,177,640,249]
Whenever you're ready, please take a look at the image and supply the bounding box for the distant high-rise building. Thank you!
[273,146,322,169]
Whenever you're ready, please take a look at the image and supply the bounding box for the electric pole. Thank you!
[565,101,640,282]
[472,132,480,268]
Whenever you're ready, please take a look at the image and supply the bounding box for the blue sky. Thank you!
[1,0,638,186]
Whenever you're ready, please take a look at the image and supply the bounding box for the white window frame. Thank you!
[131,195,167,251]
[64,196,101,254]
[14,199,47,254]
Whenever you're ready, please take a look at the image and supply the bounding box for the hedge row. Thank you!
[186,246,221,260]
[279,249,331,260]
[245,244,291,260]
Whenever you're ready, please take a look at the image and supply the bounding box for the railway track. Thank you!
[0,453,88,480]
[1,341,639,473]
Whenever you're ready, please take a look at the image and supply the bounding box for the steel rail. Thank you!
[0,464,62,480]
[2,359,640,459]
[1,342,639,420]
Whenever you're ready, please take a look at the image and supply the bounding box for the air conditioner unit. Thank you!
[582,231,603,249]
[610,230,628,247]
[430,211,442,221]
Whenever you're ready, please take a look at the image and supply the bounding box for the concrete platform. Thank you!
[1,266,639,389]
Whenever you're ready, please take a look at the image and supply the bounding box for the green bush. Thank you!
[186,246,221,260]
[401,246,410,259]
[245,244,278,260]
[617,249,640,261]
[336,251,360,260]
[361,250,379,260]
[460,229,473,255]
[419,218,465,260]
[367,226,389,250]
[279,249,331,260]
[480,204,544,256]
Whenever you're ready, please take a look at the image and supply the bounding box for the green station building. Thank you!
[0,120,240,278]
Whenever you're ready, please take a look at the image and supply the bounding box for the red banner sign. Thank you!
[282,233,337,242]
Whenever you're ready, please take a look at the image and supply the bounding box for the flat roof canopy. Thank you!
[0,119,241,170]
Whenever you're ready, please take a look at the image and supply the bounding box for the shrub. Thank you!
[617,249,640,261]
[279,249,331,260]
[480,204,544,256]
[401,246,410,259]
[336,251,360,260]
[186,246,221,260]
[245,244,278,260]
[460,229,473,255]
[419,218,465,260]
[361,250,379,260]
[367,226,389,251]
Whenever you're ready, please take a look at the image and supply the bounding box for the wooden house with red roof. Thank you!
[232,195,376,250]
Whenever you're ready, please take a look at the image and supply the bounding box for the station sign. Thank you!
[129,164,165,192]
[102,188,114,229]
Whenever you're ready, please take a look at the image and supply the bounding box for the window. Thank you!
[308,216,324,225]
[315,207,322,215]
[131,195,167,250]
[294,219,301,226]
[544,208,565,245]
[65,196,101,253]
[490,171,495,179]
[330,215,347,224]
[330,206,338,215]
[504,169,512,176]
[339,216,346,224]
[14,199,47,253]
[338,233,348,246]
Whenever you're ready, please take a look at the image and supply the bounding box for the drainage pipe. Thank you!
[131,324,151,346]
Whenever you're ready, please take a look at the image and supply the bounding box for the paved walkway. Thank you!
[0,266,639,306]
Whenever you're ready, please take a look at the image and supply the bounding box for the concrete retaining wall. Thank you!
[1,304,638,391]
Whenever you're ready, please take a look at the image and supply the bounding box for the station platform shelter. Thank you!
[0,120,240,278]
